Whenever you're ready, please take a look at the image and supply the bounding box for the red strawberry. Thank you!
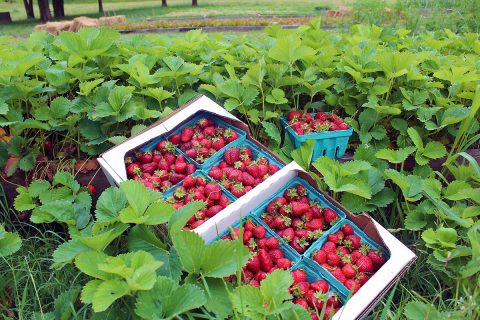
[342,264,356,279]
[344,279,359,294]
[243,230,252,243]
[291,237,308,253]
[350,250,364,263]
[322,241,337,253]
[244,220,256,231]
[269,248,284,261]
[127,163,141,176]
[258,249,273,272]
[311,280,329,293]
[87,184,96,194]
[169,134,181,145]
[269,164,279,175]
[212,137,225,151]
[203,126,216,137]
[218,195,230,208]
[182,175,195,188]
[170,173,186,184]
[265,237,279,249]
[328,233,339,244]
[342,224,354,236]
[141,163,157,174]
[305,218,323,231]
[252,225,266,239]
[291,201,310,216]
[254,271,267,282]
[181,127,194,142]
[327,252,340,266]
[344,235,361,250]
[205,183,222,200]
[293,281,310,296]
[206,205,223,218]
[230,183,246,197]
[242,172,255,186]
[295,299,309,309]
[247,165,260,178]
[160,180,173,191]
[186,163,196,175]
[312,249,327,264]
[190,219,205,229]
[258,164,269,177]
[276,258,291,269]
[174,161,187,173]
[315,111,327,121]
[356,272,369,285]
[224,128,239,143]
[257,238,267,249]
[196,176,207,186]
[368,250,385,269]
[291,269,307,284]
[356,256,374,273]
[185,148,197,158]
[288,110,302,121]
[330,268,346,284]
[224,147,241,165]
[282,228,295,242]
[208,168,224,180]
[246,255,261,273]
[323,208,338,225]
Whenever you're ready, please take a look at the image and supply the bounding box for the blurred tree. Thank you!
[192,0,197,6]
[23,0,35,19]
[162,0,167,7]
[98,0,103,13]
[38,0,51,22]
[52,0,64,18]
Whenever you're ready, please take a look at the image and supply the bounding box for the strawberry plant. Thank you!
[208,146,281,198]
[259,184,340,253]
[168,117,240,164]
[0,224,22,258]
[166,174,231,229]
[309,223,387,294]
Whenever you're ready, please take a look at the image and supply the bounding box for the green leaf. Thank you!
[171,231,205,274]
[119,180,163,218]
[14,186,36,211]
[92,279,130,312]
[75,250,110,280]
[384,169,423,201]
[0,225,22,257]
[95,187,127,222]
[291,140,315,170]
[202,240,250,278]
[269,35,316,64]
[53,171,80,193]
[262,122,281,146]
[404,302,444,320]
[79,79,104,96]
[375,147,416,164]
[168,201,206,234]
[51,238,91,269]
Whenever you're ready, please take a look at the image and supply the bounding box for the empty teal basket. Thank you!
[280,114,353,160]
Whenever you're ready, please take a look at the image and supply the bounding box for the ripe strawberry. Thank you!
[350,250,364,263]
[330,268,346,284]
[224,128,239,143]
[305,218,323,231]
[206,205,223,217]
[291,237,308,253]
[252,225,266,239]
[169,134,181,145]
[314,111,327,121]
[208,168,224,180]
[243,230,252,243]
[323,208,338,225]
[170,173,186,184]
[293,281,310,296]
[254,271,267,282]
[244,220,256,231]
[276,258,291,269]
[174,161,187,173]
[282,228,295,242]
[247,165,260,178]
[327,252,340,266]
[190,219,205,229]
[342,264,356,279]
[186,163,196,175]
[181,127,194,142]
[269,248,284,261]
[312,249,327,264]
[218,195,230,208]
[173,186,187,200]
[212,137,225,151]
[230,183,246,197]
[284,188,298,201]
[205,183,221,200]
[182,175,195,188]
[291,201,310,216]
[87,184,96,194]
[356,256,374,273]
[203,126,216,137]
[344,235,361,250]
[356,272,369,285]
[344,279,359,294]
[269,164,279,175]
[327,233,339,244]
[198,118,211,129]
[249,279,260,287]
[288,110,302,121]
[291,269,307,284]
[258,249,273,272]
[224,147,240,165]
[322,241,337,253]
[246,255,261,273]
[265,237,279,249]
[295,299,309,309]
[257,238,267,249]
[311,280,329,293]
[342,224,354,236]
[368,250,385,269]
[185,148,197,158]
[242,172,255,186]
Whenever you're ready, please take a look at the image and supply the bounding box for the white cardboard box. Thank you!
[197,162,417,320]
[98,95,416,320]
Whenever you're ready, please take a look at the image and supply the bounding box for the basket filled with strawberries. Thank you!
[250,177,346,254]
[289,261,347,320]
[206,140,284,199]
[217,218,300,287]
[306,221,389,295]
[164,172,235,230]
[124,138,197,193]
[280,111,353,160]
[166,112,246,168]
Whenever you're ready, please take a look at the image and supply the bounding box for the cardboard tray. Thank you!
[197,162,417,320]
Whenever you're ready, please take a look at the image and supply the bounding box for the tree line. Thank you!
[24,0,199,22]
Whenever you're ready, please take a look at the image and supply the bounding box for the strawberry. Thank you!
[292,281,310,296]
[212,137,225,151]
[224,147,241,165]
[269,164,280,175]
[224,128,239,143]
[206,205,223,218]
[218,195,230,208]
[344,279,359,294]
[288,110,302,121]
[246,255,261,273]
[247,165,260,178]
[327,233,339,244]
[356,256,374,273]
[258,249,273,272]
[323,208,338,225]
[205,183,221,200]
[312,249,327,264]
[265,237,279,249]
[314,111,327,121]
[186,163,196,175]
[322,241,337,253]
[254,271,267,282]
[169,134,181,145]
[87,184,96,194]
[327,252,340,266]
[198,118,211,129]
[291,201,310,216]
[252,225,266,239]
[276,258,291,269]
[170,173,186,184]
[291,237,308,253]
[344,235,361,250]
[182,175,196,188]
[185,148,197,158]
[291,269,307,284]
[305,218,323,231]
[203,126,216,137]
[190,219,205,229]
[367,250,385,269]
[244,220,256,231]
[350,250,364,263]
[230,183,246,197]
[208,168,224,180]
[242,172,255,186]
[356,272,369,285]
[341,264,356,279]
[243,230,252,243]
[295,299,309,309]
[181,127,194,142]
[330,268,346,284]
[342,224,354,236]
[311,280,329,293]
[282,228,295,242]
[173,186,187,200]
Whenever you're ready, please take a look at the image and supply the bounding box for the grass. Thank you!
[0,0,346,37]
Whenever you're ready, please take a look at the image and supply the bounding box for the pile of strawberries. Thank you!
[287,111,349,136]
[260,184,340,253]
[290,268,342,320]
[310,223,386,294]
[208,147,281,198]
[223,220,294,286]
[168,118,239,164]
[125,140,195,192]
[166,175,230,230]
